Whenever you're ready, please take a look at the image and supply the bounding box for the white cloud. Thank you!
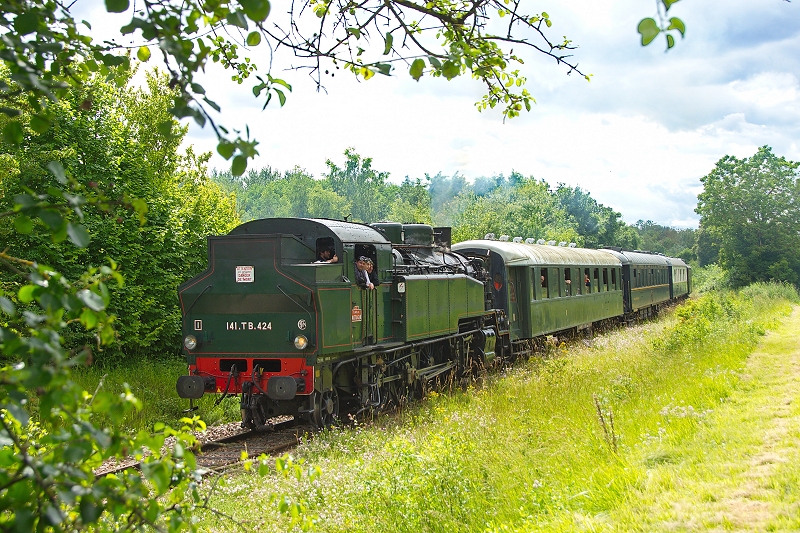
[730,72,798,107]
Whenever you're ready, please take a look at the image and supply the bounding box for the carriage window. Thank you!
[584,268,591,293]
[593,268,600,292]
[541,268,549,299]
[602,268,609,291]
[564,268,572,296]
[611,269,617,290]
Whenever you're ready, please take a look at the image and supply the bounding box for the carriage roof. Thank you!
[453,240,622,267]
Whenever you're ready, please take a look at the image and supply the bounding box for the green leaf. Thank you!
[38,209,63,230]
[78,289,105,312]
[203,96,221,112]
[347,27,361,39]
[240,0,271,22]
[410,58,425,81]
[79,498,102,525]
[246,31,262,46]
[637,18,660,46]
[428,56,442,69]
[30,114,51,134]
[137,46,151,62]
[14,215,33,234]
[14,12,39,35]
[0,107,21,117]
[217,141,236,160]
[274,88,286,106]
[7,403,30,429]
[47,161,67,184]
[131,198,148,224]
[157,120,173,136]
[141,461,171,496]
[226,11,249,29]
[666,34,675,49]
[667,17,686,37]
[105,0,129,13]
[232,155,247,176]
[13,193,35,208]
[80,308,99,329]
[662,0,680,10]
[52,222,67,243]
[18,285,37,304]
[441,60,460,80]
[375,63,392,76]
[67,222,91,247]
[383,33,393,55]
[268,76,292,91]
[3,121,24,145]
[0,297,15,316]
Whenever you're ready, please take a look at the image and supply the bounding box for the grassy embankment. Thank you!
[199,282,799,532]
[71,359,240,432]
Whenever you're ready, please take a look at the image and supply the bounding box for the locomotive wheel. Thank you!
[313,388,339,429]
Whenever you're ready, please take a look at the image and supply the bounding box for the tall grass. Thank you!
[202,283,797,533]
[71,358,240,432]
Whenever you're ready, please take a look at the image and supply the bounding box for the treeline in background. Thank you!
[2,72,798,367]
[211,152,698,259]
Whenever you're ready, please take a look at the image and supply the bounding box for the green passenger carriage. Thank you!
[452,240,624,349]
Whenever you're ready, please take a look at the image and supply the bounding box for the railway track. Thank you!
[95,417,312,477]
[194,419,312,470]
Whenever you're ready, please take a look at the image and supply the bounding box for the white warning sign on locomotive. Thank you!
[235,265,254,283]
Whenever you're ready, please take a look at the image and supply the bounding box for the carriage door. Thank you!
[508,267,528,340]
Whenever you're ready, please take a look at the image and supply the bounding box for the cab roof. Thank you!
[229,218,390,245]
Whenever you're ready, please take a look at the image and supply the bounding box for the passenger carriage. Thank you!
[452,239,624,354]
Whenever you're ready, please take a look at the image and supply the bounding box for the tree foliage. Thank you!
[555,185,640,250]
[451,177,578,243]
[214,166,346,221]
[214,150,434,225]
[633,220,695,260]
[696,146,800,286]
[0,68,243,531]
[216,155,654,250]
[1,69,239,362]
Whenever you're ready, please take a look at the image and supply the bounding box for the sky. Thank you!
[78,0,800,228]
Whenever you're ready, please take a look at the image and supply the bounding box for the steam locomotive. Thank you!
[175,218,690,428]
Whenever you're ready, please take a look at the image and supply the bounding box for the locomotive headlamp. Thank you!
[294,335,308,350]
[183,335,198,350]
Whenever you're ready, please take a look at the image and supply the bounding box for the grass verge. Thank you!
[199,282,799,532]
[71,358,240,433]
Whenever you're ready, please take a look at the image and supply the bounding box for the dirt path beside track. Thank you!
[625,306,800,532]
